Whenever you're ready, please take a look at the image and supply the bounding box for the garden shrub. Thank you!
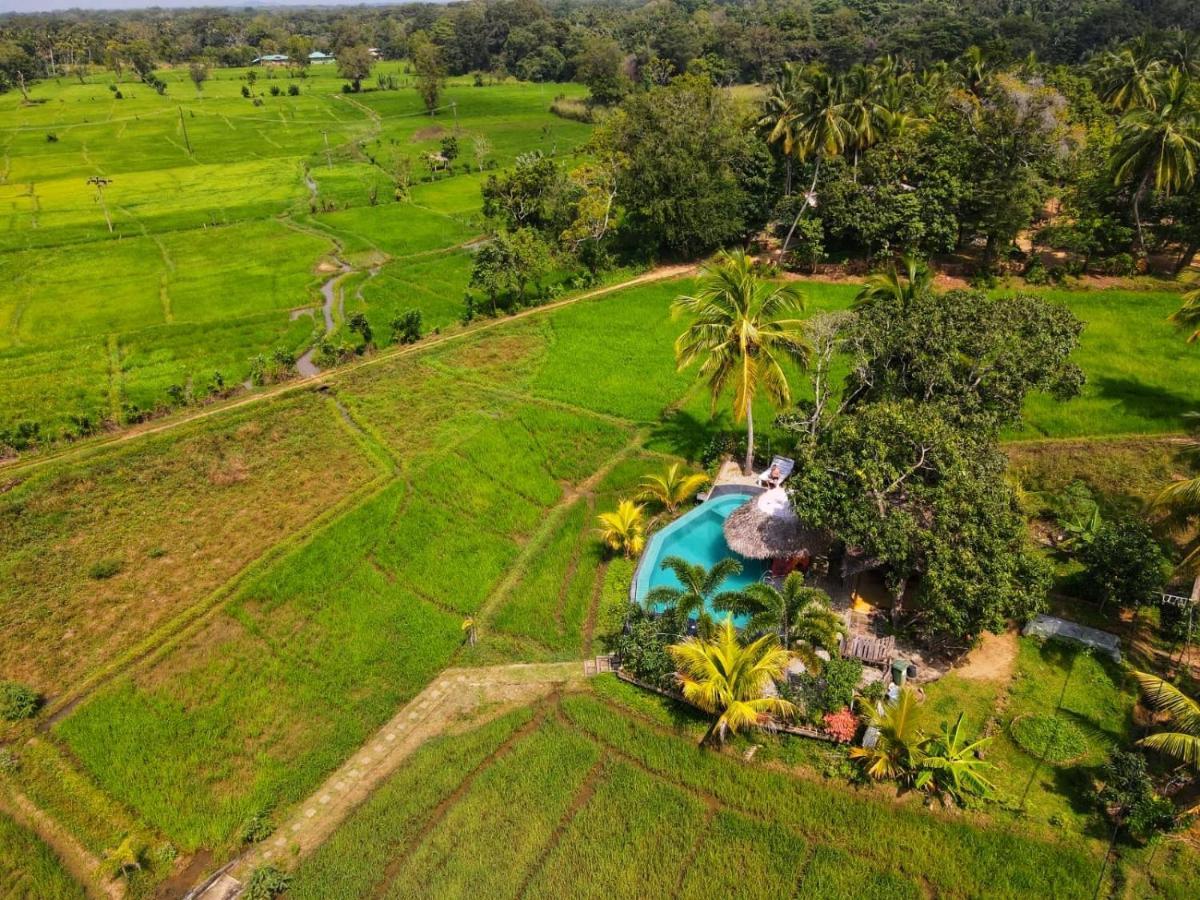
[793,657,863,725]
[1079,518,1168,612]
[822,708,858,743]
[613,612,676,690]
[1100,750,1183,843]
[1009,713,1088,763]
[1023,257,1048,285]
[288,84,300,96]
[0,681,41,720]
[244,865,291,899]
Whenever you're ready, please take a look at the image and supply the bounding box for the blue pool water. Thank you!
[634,492,763,625]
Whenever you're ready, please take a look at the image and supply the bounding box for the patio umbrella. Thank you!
[722,488,830,560]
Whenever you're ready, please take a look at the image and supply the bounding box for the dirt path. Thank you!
[0,786,121,900]
[2,264,697,478]
[186,660,602,899]
[953,628,1019,682]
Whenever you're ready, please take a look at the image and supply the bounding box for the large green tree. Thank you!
[845,285,1084,432]
[592,74,755,255]
[790,400,1051,646]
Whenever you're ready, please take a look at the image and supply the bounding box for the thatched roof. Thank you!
[722,489,831,560]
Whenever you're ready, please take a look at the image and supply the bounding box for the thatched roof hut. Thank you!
[723,489,831,560]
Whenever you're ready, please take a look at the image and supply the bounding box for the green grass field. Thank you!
[0,811,84,900]
[287,686,1104,899]
[0,63,589,438]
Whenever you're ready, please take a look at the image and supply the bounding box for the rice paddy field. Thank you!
[0,62,588,437]
[3,59,1200,900]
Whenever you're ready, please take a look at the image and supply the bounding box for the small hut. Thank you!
[723,489,830,564]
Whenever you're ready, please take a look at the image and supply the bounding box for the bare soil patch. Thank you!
[411,125,447,142]
[954,629,1019,682]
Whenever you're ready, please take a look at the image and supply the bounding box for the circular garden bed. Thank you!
[1009,713,1089,764]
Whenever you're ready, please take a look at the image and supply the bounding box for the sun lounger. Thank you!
[756,456,795,488]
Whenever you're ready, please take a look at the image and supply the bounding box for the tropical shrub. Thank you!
[613,613,676,691]
[793,656,862,724]
[1079,519,1168,611]
[0,681,40,720]
[389,309,422,345]
[240,812,275,844]
[914,713,996,806]
[637,463,708,513]
[244,865,291,899]
[596,500,646,558]
[1010,713,1088,763]
[1100,750,1183,843]
[669,618,796,746]
[1133,671,1200,769]
[850,686,922,781]
[822,708,858,743]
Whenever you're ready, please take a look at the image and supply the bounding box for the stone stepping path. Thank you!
[190,660,593,898]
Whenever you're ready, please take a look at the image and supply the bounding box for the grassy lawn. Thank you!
[289,684,1105,899]
[0,811,85,900]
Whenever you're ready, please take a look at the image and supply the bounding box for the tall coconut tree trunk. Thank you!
[1175,242,1199,274]
[744,397,755,476]
[1132,171,1151,261]
[778,156,822,262]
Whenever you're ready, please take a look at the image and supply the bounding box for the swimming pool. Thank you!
[632,491,763,625]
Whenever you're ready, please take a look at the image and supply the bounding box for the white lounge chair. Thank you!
[756,456,795,488]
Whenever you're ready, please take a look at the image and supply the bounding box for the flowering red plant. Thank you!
[822,707,858,743]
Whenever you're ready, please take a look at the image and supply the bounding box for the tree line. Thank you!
[4,0,1200,96]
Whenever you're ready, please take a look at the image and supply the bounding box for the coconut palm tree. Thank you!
[850,686,924,781]
[768,61,854,259]
[597,499,646,558]
[1095,45,1165,113]
[668,616,797,747]
[673,250,810,474]
[914,713,996,806]
[637,463,709,514]
[715,572,844,659]
[759,64,804,196]
[1133,671,1200,769]
[853,254,934,310]
[1110,68,1200,257]
[1170,284,1200,343]
[646,556,744,637]
[1151,422,1200,600]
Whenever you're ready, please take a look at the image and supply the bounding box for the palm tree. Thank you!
[775,64,853,260]
[597,499,646,558]
[646,556,744,637]
[853,254,934,310]
[1170,284,1200,342]
[1151,425,1200,600]
[1133,671,1200,769]
[759,64,804,196]
[637,463,709,514]
[715,572,844,659]
[673,250,810,474]
[668,617,797,747]
[914,713,996,806]
[1110,68,1200,257]
[849,686,924,781]
[1095,46,1165,113]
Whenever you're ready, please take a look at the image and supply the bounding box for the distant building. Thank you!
[367,48,383,60]
[251,55,290,67]
[308,51,335,64]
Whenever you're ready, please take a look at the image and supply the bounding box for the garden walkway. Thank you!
[187,658,609,899]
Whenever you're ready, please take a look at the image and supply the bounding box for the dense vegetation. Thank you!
[3,2,1200,898]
